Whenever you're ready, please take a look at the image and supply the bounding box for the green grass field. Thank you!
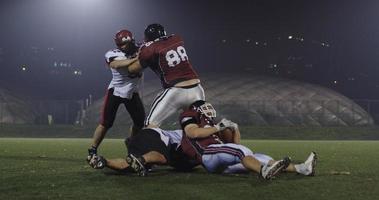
[1,138,378,200]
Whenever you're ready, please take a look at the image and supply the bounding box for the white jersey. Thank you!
[148,128,183,148]
[105,49,142,99]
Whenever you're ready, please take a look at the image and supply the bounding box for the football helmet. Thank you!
[190,100,217,118]
[114,29,138,56]
[144,23,167,42]
[114,29,134,47]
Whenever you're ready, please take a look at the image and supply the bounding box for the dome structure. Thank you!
[85,74,374,126]
[201,75,373,126]
[0,88,37,124]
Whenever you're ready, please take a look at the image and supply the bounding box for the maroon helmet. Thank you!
[114,29,134,48]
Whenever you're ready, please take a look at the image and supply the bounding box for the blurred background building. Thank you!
[0,0,378,126]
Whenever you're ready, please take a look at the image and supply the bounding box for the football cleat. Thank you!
[303,152,317,176]
[89,155,107,169]
[86,147,97,163]
[126,154,147,177]
[260,156,291,180]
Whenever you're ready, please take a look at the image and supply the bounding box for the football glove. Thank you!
[86,146,97,163]
[230,121,239,130]
[89,155,107,169]
[215,118,234,131]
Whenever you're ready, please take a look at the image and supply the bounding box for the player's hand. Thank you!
[86,155,93,163]
[229,121,239,131]
[215,118,234,131]
[87,147,97,163]
[88,155,107,169]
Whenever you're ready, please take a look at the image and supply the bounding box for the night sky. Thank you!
[0,0,378,100]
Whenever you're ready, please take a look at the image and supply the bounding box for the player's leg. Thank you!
[88,89,120,160]
[90,130,170,174]
[202,143,261,173]
[179,84,205,109]
[144,88,179,128]
[203,143,290,179]
[223,153,274,173]
[124,92,146,137]
[126,129,171,176]
[284,152,317,176]
[241,156,262,173]
[141,151,167,164]
[90,125,107,150]
[253,152,317,176]
[91,151,167,172]
[105,158,129,170]
[144,85,204,128]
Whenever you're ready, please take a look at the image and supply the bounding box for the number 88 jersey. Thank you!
[138,35,199,88]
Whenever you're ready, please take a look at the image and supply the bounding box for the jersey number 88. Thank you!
[165,46,188,67]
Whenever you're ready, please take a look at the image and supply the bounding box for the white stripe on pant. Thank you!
[145,84,205,126]
[202,143,274,173]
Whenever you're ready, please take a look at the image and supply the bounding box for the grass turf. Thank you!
[0,138,378,200]
[1,124,379,140]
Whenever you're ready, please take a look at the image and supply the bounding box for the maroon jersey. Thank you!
[179,109,222,163]
[139,35,199,88]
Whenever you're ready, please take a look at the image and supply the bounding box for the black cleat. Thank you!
[261,156,291,180]
[126,154,147,176]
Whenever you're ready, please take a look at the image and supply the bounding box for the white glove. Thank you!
[89,155,107,169]
[215,118,234,131]
[230,121,239,130]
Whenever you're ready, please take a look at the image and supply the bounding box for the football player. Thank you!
[179,100,318,179]
[87,29,146,162]
[89,128,198,176]
[125,23,205,128]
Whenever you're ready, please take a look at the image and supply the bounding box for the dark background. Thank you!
[0,0,378,100]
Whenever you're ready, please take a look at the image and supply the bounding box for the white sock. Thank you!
[294,163,306,174]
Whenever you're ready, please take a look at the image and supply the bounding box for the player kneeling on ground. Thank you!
[88,128,198,176]
[180,100,317,179]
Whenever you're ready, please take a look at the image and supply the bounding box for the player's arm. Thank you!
[184,123,219,139]
[183,118,235,139]
[232,127,241,144]
[106,158,129,170]
[127,59,143,73]
[109,57,138,69]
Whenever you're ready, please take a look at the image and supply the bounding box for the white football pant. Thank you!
[145,84,205,126]
[201,143,274,174]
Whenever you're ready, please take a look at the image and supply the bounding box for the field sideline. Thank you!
[1,138,378,200]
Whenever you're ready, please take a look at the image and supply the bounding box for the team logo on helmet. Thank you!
[121,36,132,42]
[114,29,134,47]
[191,100,217,118]
[198,102,217,118]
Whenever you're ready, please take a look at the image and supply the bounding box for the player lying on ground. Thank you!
[88,128,198,176]
[89,113,316,179]
[179,100,317,179]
